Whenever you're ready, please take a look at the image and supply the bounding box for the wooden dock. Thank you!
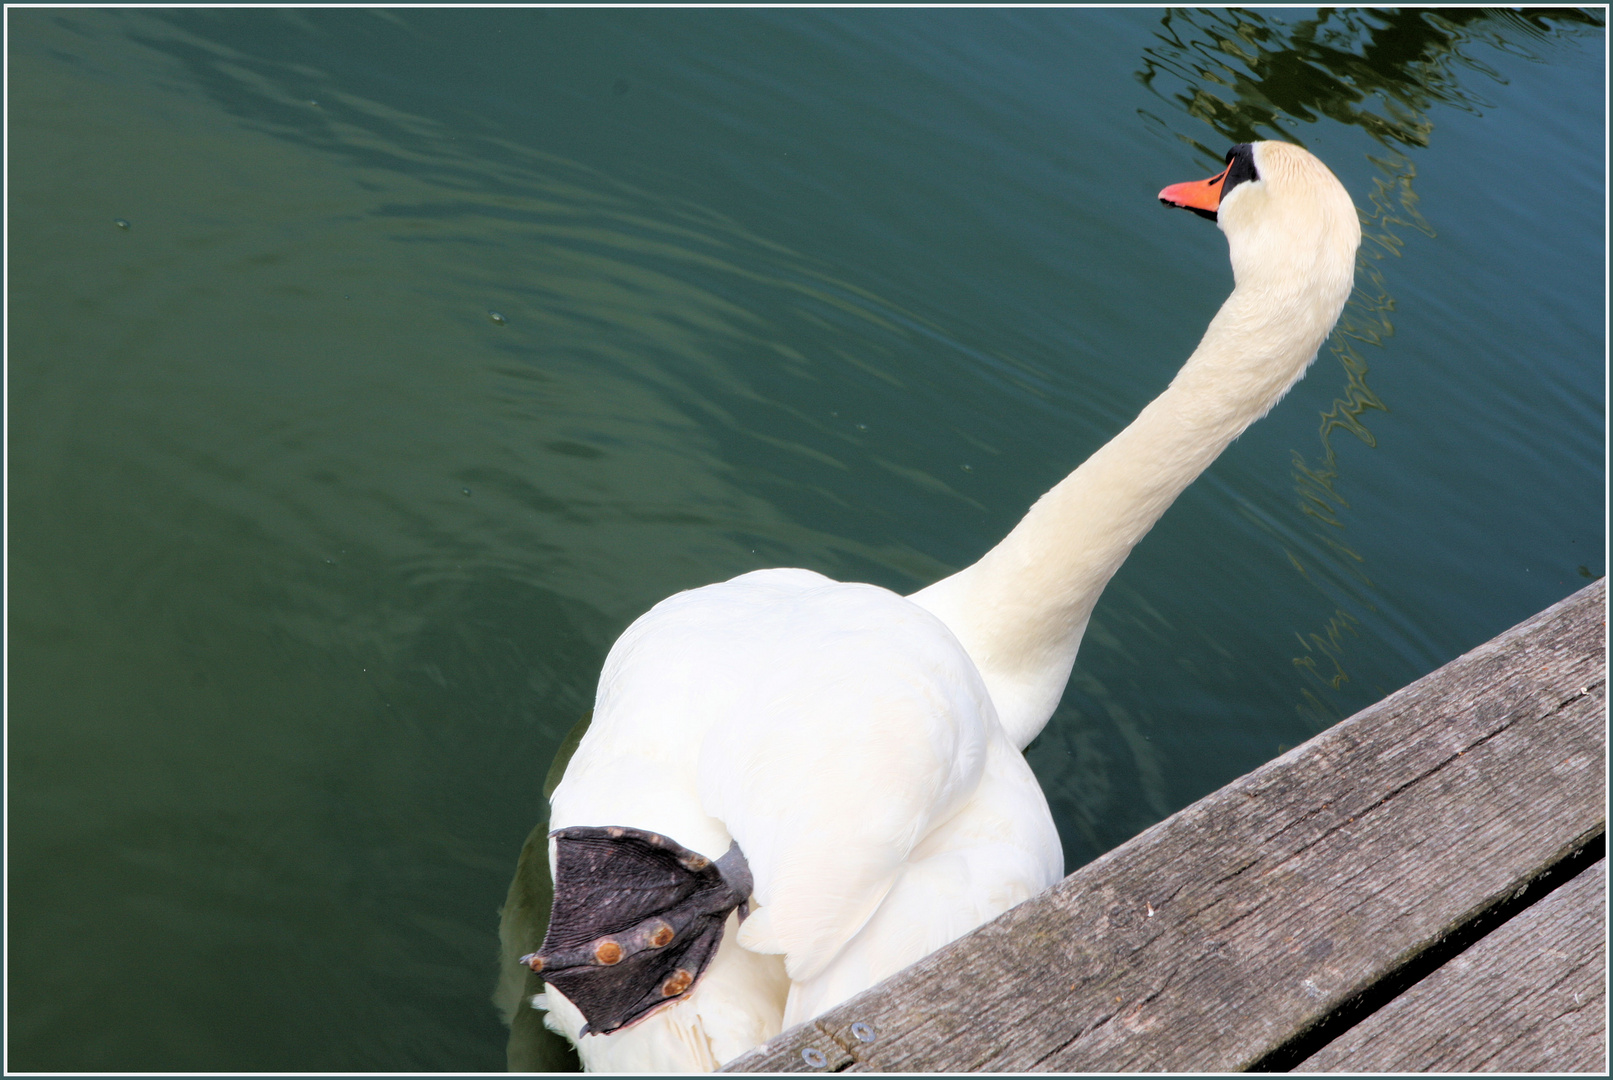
[725,578,1607,1073]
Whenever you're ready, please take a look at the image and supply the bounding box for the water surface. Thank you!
[7,8,1604,1070]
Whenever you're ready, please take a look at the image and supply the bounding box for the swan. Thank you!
[510,140,1360,1072]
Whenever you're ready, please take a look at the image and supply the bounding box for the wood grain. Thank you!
[725,579,1606,1073]
[1296,860,1606,1073]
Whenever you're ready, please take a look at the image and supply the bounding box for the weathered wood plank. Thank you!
[1296,859,1607,1073]
[725,579,1606,1073]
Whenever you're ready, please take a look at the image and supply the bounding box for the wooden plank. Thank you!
[1295,859,1607,1073]
[725,578,1606,1072]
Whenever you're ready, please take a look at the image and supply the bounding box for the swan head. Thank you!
[1160,141,1360,307]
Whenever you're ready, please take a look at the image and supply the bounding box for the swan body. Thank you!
[518,141,1361,1072]
[542,569,1061,1069]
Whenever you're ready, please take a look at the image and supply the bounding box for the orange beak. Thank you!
[1159,164,1231,221]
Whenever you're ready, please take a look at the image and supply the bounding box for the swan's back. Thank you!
[547,568,1061,1053]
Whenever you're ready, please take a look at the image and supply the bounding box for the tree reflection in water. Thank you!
[1134,6,1603,727]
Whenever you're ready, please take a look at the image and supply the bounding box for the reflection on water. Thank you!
[1138,7,1602,152]
[1286,148,1432,724]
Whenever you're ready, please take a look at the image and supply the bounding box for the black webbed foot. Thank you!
[521,826,752,1036]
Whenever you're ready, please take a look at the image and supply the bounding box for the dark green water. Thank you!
[7,8,1603,1071]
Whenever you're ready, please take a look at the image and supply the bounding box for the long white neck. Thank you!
[910,271,1345,750]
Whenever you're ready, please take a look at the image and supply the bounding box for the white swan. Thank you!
[516,141,1360,1072]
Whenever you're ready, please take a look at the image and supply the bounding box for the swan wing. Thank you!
[696,578,993,982]
[780,722,1063,1024]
